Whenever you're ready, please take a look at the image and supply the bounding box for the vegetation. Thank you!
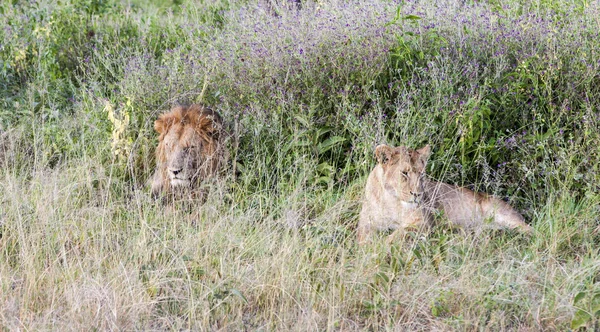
[1,0,599,329]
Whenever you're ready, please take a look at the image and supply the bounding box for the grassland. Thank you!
[1,0,599,330]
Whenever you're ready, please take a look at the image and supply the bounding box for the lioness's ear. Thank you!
[375,144,394,165]
[416,144,431,168]
[417,144,431,158]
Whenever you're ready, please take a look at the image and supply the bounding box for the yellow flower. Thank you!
[14,48,27,64]
[104,100,132,160]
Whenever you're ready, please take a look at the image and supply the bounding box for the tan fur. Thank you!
[151,104,227,197]
[358,144,531,244]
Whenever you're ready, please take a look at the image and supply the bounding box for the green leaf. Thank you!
[315,176,332,185]
[403,15,422,21]
[318,136,345,153]
[317,162,334,175]
[592,293,600,315]
[574,291,586,305]
[293,139,311,148]
[571,309,591,329]
[191,267,205,278]
[412,247,422,260]
[229,288,248,304]
[294,115,310,128]
[362,300,376,311]
[235,161,246,174]
[385,5,403,26]
[316,127,333,138]
[375,272,389,284]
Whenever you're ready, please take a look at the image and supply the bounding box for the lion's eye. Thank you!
[401,171,409,177]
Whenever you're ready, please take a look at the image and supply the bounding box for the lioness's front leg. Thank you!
[386,228,407,244]
[357,224,373,245]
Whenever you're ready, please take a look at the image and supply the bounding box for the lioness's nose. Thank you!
[169,168,183,176]
[410,191,423,203]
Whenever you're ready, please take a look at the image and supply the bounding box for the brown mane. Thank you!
[154,104,223,163]
[151,104,225,197]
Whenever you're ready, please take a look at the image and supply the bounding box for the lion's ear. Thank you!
[194,115,219,138]
[375,144,394,165]
[154,115,175,137]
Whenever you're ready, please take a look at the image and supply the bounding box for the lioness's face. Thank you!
[375,144,431,204]
[161,123,217,188]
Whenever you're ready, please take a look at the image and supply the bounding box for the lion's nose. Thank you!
[169,168,183,176]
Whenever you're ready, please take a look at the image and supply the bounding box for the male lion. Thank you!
[151,104,226,197]
[357,144,531,244]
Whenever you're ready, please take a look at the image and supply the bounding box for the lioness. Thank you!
[357,144,531,243]
[151,104,226,197]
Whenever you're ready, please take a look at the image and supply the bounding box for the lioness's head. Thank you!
[152,104,225,195]
[375,144,431,204]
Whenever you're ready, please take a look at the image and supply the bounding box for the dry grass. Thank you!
[1,127,598,330]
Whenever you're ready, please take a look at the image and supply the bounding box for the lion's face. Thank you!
[152,105,224,194]
[161,124,215,188]
[375,144,430,204]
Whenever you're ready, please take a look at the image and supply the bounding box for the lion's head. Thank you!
[374,144,431,204]
[151,104,226,196]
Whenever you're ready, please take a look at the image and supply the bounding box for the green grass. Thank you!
[1,0,600,330]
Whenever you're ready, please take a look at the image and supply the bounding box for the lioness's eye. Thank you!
[401,171,409,177]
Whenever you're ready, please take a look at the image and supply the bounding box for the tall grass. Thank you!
[1,0,599,329]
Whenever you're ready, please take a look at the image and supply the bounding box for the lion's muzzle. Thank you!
[168,167,191,187]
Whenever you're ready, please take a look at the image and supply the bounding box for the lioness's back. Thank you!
[424,181,529,230]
